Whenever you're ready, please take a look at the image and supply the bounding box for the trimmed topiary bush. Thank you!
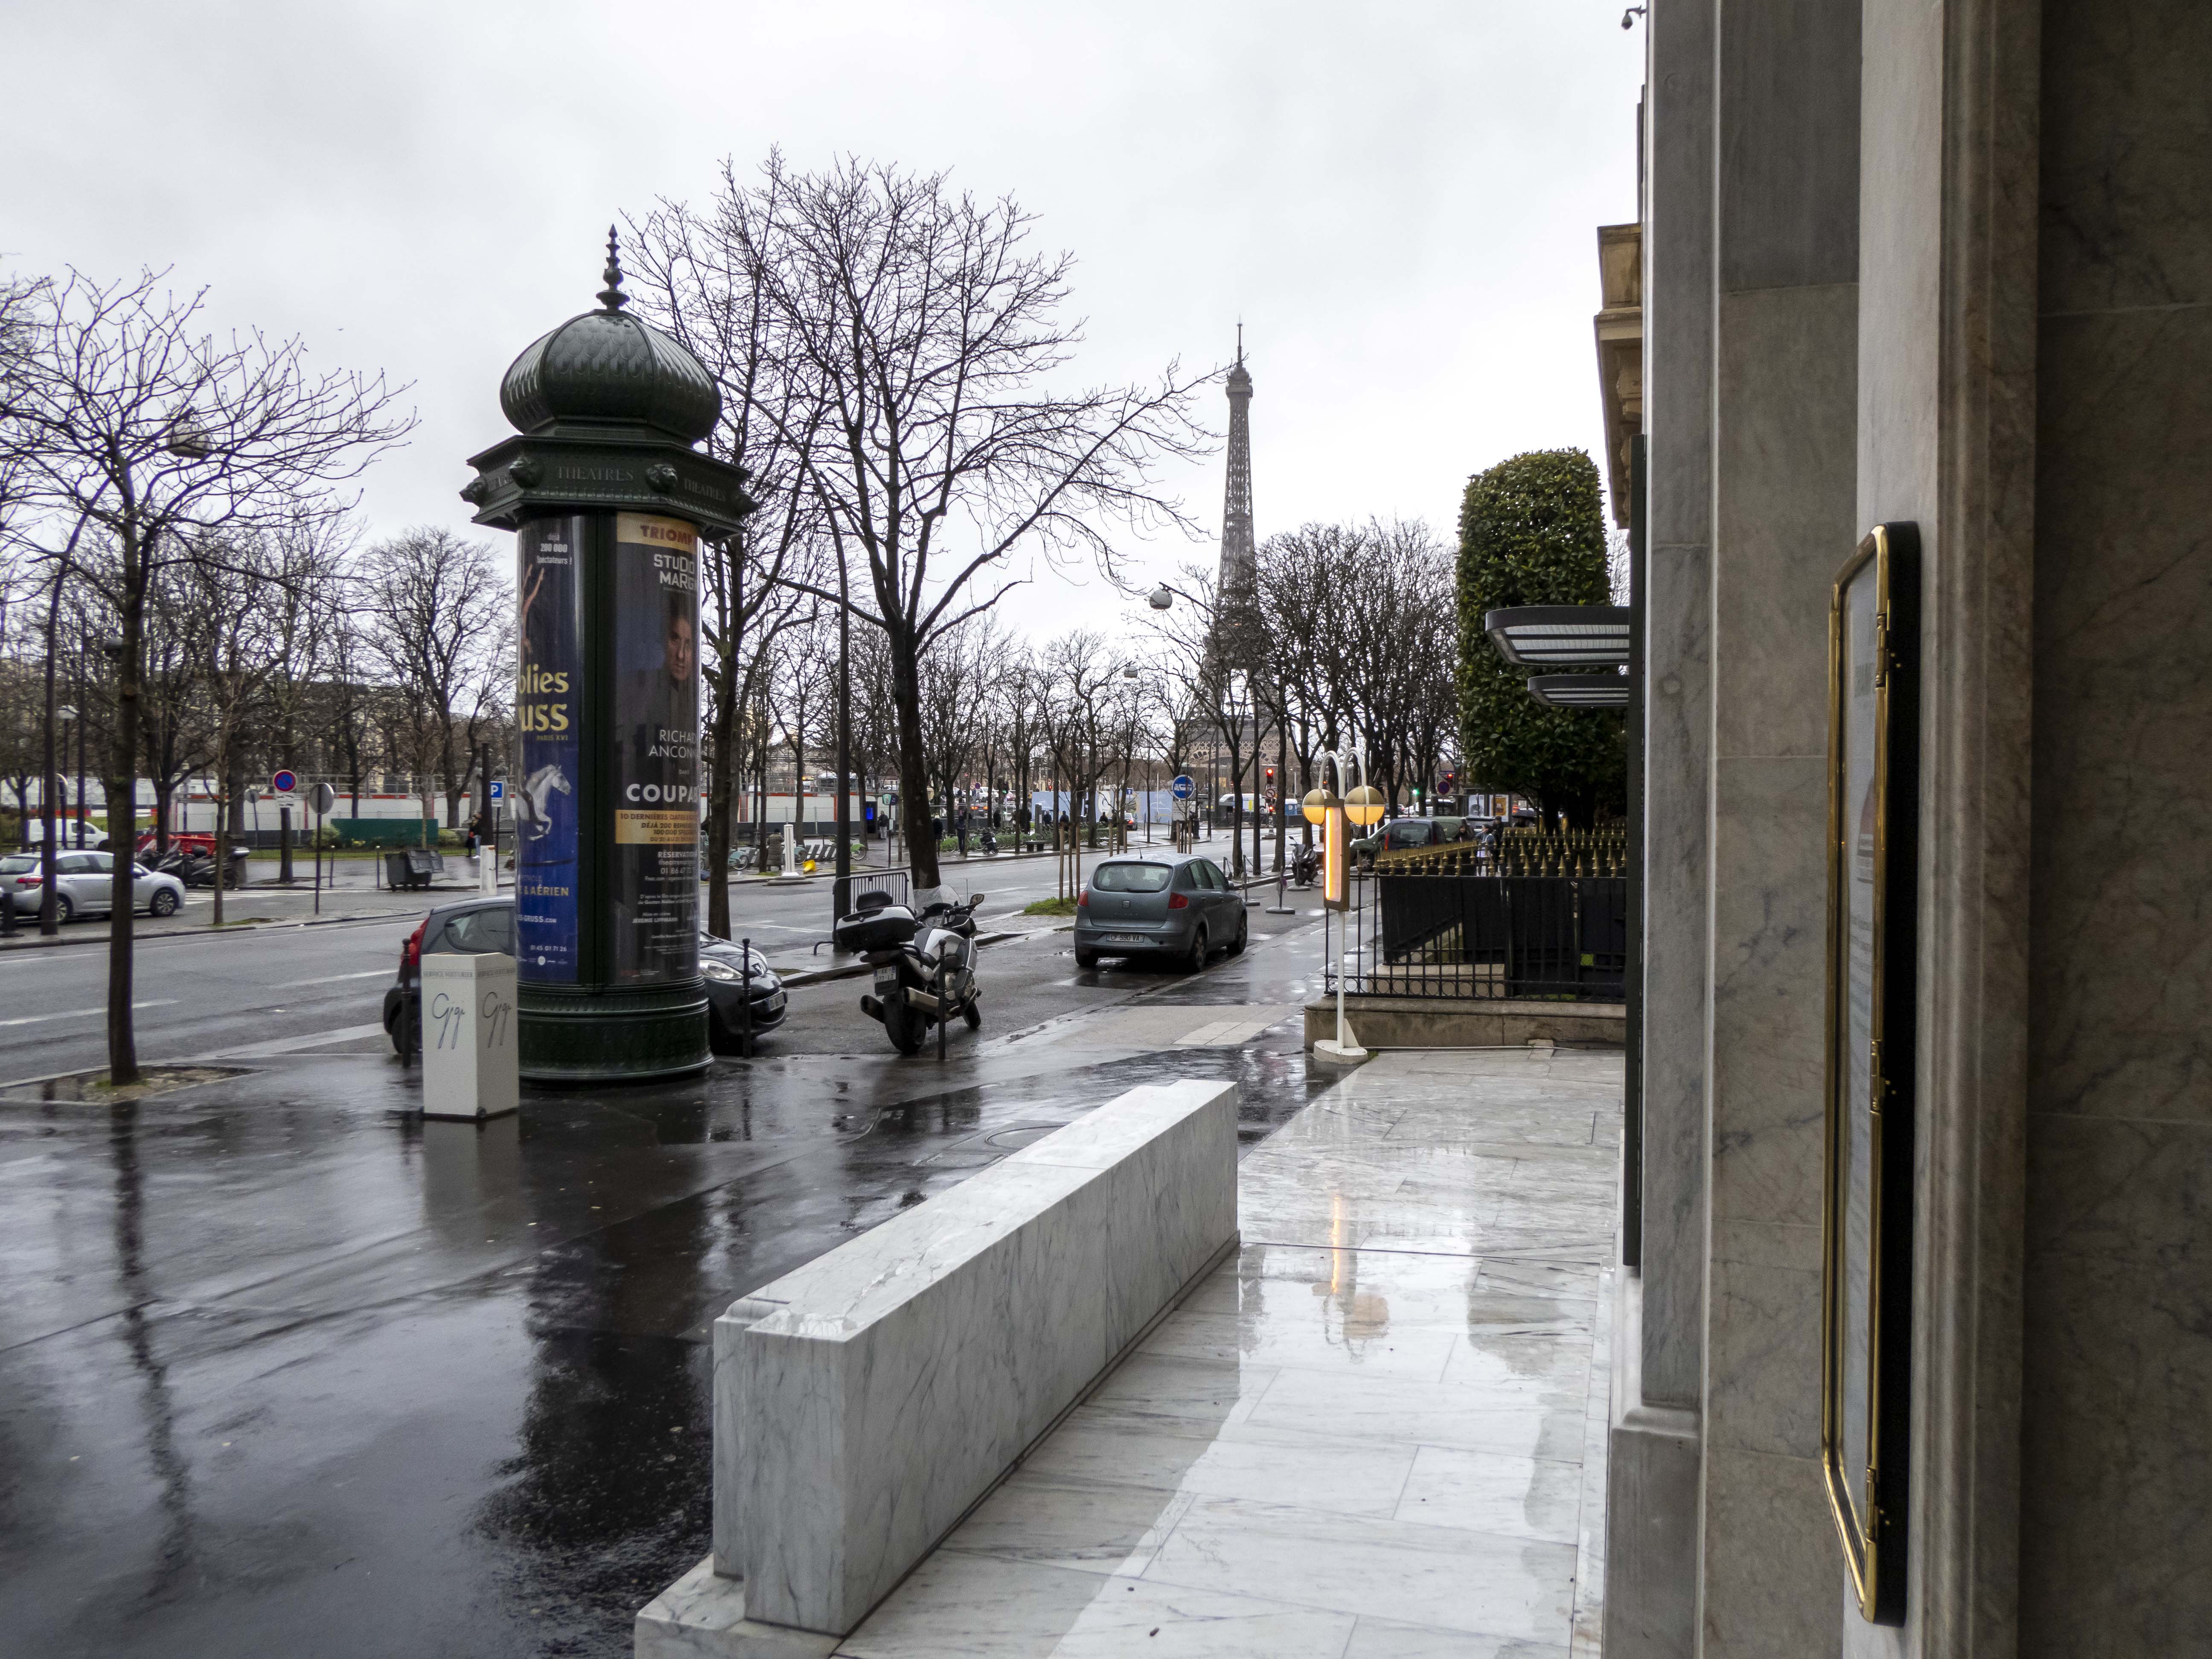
[1455,448,1626,827]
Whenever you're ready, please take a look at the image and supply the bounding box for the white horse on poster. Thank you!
[514,763,573,844]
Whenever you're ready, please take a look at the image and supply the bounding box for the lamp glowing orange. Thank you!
[1324,804,1349,909]
[1343,784,1386,828]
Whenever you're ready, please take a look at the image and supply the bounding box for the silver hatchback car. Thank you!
[1073,853,1247,971]
[2,851,188,922]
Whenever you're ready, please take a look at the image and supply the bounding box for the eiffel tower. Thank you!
[1217,325,1257,605]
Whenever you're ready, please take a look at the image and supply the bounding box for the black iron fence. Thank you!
[1324,869,1627,1002]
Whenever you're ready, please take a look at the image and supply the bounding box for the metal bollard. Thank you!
[740,935,754,1058]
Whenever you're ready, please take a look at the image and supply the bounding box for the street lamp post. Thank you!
[461,231,754,1083]
[1307,741,1383,1064]
[833,547,854,923]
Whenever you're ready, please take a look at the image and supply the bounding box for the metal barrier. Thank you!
[1327,870,1627,1002]
[853,867,910,909]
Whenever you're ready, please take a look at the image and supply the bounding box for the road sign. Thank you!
[271,769,297,794]
[1170,774,1194,800]
[488,780,506,801]
[309,782,336,815]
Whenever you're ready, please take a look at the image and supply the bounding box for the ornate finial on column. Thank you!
[598,225,629,312]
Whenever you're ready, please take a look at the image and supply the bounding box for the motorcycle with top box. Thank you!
[836,890,986,1056]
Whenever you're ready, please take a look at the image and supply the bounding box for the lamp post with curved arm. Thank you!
[1305,742,1383,1064]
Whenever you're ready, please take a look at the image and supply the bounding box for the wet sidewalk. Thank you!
[833,1046,1621,1657]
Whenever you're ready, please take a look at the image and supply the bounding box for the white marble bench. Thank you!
[636,1077,1241,1657]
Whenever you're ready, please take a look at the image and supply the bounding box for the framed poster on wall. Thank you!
[1822,521,1920,1625]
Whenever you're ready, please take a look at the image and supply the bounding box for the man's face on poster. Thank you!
[665,611,695,686]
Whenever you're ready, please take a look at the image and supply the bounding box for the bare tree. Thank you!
[357,527,510,837]
[0,268,409,1081]
[626,190,827,935]
[722,152,1211,896]
[183,526,327,925]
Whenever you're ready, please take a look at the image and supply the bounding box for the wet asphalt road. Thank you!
[0,883,1337,1658]
[0,832,1244,1082]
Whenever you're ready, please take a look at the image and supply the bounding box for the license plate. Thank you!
[1101,934,1150,946]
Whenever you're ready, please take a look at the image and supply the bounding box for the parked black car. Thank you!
[382,895,786,1058]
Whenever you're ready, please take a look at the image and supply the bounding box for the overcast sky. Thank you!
[5,0,1642,641]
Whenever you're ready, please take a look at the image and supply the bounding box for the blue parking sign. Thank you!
[489,780,505,801]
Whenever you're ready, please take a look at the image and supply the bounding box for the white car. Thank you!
[1,851,187,921]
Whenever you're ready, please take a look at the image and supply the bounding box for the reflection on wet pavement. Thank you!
[842,1047,1621,1657]
[0,1015,1325,1658]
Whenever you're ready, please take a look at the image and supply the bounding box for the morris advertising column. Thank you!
[462,232,750,1083]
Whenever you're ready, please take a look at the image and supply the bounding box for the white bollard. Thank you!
[478,845,497,894]
[420,953,520,1119]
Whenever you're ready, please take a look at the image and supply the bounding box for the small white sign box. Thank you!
[419,953,520,1120]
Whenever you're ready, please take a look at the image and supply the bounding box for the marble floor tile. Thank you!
[1235,1194,1493,1258]
[1393,1444,1583,1544]
[1440,1331,1593,1394]
[1343,1615,1569,1657]
[1141,1303,1464,1380]
[1243,1365,1588,1461]
[1141,1494,1577,1642]
[836,1553,1360,1658]
[942,1473,1194,1574]
[1080,1350,1278,1430]
[1378,1105,1609,1151]
[1018,1411,1423,1518]
[1185,1245,1596,1338]
[1476,1258,1608,1302]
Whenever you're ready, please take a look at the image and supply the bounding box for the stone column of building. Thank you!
[1847,1,2040,1652]
[2014,0,2212,1650]
[1697,0,1862,1650]
[1603,0,1713,1653]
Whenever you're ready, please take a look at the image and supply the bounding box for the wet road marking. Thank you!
[0,999,178,1027]
[289,969,390,986]
[202,1021,388,1059]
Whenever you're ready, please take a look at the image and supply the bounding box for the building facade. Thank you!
[1610,1,2211,1653]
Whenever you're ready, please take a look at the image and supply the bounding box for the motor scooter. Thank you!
[1290,842,1321,888]
[837,890,987,1056]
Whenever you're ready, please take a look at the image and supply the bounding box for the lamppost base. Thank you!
[1311,1039,1371,1065]
[518,982,712,1084]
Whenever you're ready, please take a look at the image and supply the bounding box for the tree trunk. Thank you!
[888,633,939,891]
[38,556,65,937]
[106,533,146,1084]
[706,669,736,938]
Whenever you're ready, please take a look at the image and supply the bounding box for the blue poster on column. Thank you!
[515,516,584,981]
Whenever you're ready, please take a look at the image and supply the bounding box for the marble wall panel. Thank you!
[1714,0,1862,293]
[723,1080,1240,1634]
[1705,1220,1824,1460]
[2037,0,2212,316]
[1700,1446,1842,1659]
[1645,0,1715,553]
[1711,281,1863,762]
[1707,754,1831,1230]
[2029,304,2212,1128]
[1635,0,1715,1456]
[2019,1115,2212,1654]
[1643,539,1712,1409]
[1854,0,1941,529]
